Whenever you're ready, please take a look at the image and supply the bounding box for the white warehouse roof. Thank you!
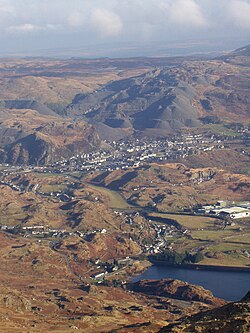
[220,207,250,214]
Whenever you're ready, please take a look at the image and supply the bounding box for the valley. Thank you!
[0,160,249,332]
[0,45,249,332]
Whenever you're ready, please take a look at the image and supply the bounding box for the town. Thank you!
[0,130,249,283]
[47,133,227,173]
[1,130,248,178]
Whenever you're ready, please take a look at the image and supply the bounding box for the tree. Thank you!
[192,252,204,263]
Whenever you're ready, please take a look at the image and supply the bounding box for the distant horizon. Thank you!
[0,0,249,58]
[0,37,249,59]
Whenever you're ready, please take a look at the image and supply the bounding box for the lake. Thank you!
[132,265,250,301]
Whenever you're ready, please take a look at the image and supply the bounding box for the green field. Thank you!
[39,184,69,193]
[150,212,250,267]
[86,184,132,209]
[202,124,242,137]
[151,213,220,230]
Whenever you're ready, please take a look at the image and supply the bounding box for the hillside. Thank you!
[0,47,248,163]
[219,45,250,66]
[0,170,227,333]
[67,48,250,138]
[86,162,250,268]
[87,163,250,210]
[129,279,225,307]
[0,36,249,333]
[0,57,178,112]
[67,69,201,136]
[228,45,250,57]
[0,56,195,163]
[182,149,250,175]
[159,294,250,333]
[0,100,58,116]
[0,230,225,333]
[0,109,100,165]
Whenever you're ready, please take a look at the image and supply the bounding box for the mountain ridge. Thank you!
[67,46,249,139]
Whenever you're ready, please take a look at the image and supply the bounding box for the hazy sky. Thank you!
[0,0,249,55]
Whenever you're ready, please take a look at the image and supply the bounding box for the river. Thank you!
[132,265,250,301]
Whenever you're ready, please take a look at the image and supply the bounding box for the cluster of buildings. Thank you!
[0,177,74,202]
[142,222,185,254]
[0,224,108,240]
[0,224,73,238]
[33,133,226,174]
[0,129,249,177]
[90,257,133,281]
[195,201,250,220]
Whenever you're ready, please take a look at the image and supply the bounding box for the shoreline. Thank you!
[149,259,250,273]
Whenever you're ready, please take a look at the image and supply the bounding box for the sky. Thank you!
[0,0,249,56]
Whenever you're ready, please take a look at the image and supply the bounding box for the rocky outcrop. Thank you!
[1,133,51,165]
[0,289,31,312]
[159,292,250,333]
[129,279,225,307]
[0,110,101,165]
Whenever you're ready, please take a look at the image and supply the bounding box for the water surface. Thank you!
[132,265,250,301]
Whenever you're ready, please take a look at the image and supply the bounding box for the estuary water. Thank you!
[132,265,250,301]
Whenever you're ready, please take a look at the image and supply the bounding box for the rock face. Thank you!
[0,109,101,165]
[158,293,250,333]
[0,289,31,312]
[0,133,51,165]
[129,279,225,307]
[241,291,250,302]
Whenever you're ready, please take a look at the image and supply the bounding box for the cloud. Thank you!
[6,24,41,34]
[91,8,123,37]
[0,0,15,14]
[228,0,250,29]
[68,11,85,28]
[6,23,61,34]
[0,0,249,54]
[168,0,207,27]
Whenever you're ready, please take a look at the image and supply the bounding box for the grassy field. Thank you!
[151,213,220,230]
[191,228,238,241]
[224,233,250,243]
[86,184,132,209]
[34,172,67,178]
[39,184,68,193]
[202,124,241,137]
[150,212,250,267]
[238,167,250,176]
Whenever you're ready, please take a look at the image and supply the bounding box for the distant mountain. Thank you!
[228,45,250,57]
[67,48,250,138]
[0,46,248,163]
[218,44,250,66]
[67,68,202,138]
